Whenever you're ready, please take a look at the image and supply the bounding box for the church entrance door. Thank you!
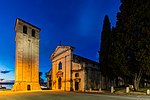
[58,77,62,89]
[27,85,31,90]
[75,82,79,91]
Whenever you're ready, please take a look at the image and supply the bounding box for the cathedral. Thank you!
[47,46,101,91]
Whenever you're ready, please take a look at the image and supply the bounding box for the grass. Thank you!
[138,87,150,92]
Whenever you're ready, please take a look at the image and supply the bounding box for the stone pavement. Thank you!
[0,90,150,100]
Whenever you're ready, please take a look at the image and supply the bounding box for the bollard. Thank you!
[126,87,130,93]
[147,89,150,95]
[99,88,101,92]
[90,88,92,92]
[111,86,114,93]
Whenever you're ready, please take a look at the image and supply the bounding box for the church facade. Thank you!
[48,46,101,91]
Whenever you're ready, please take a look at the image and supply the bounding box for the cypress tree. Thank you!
[99,15,112,88]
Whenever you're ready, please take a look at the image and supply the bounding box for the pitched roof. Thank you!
[73,54,99,65]
[15,18,41,31]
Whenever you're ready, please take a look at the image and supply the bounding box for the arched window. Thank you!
[23,25,27,34]
[75,73,79,77]
[58,62,62,70]
[32,29,35,37]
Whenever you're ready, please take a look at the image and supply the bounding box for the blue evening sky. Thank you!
[0,0,120,81]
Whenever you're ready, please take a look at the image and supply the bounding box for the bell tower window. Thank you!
[32,29,35,37]
[23,25,27,34]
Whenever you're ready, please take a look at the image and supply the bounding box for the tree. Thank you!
[115,0,150,91]
[109,27,129,86]
[99,15,113,88]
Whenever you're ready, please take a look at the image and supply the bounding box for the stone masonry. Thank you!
[12,18,41,91]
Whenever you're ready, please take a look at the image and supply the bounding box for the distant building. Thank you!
[12,18,41,91]
[47,46,101,91]
[46,69,52,89]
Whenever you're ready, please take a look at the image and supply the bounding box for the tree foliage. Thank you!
[114,0,150,90]
[99,15,111,76]
[99,15,119,88]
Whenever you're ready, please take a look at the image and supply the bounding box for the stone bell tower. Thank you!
[12,18,41,91]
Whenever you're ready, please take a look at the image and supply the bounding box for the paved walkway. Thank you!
[0,90,150,100]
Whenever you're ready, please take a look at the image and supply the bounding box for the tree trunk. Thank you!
[105,75,108,89]
[105,75,110,89]
[133,70,142,91]
[115,77,118,87]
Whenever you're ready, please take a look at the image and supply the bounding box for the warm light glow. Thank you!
[12,18,41,91]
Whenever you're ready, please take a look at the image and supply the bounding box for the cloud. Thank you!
[0,70,12,74]
[0,79,14,83]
